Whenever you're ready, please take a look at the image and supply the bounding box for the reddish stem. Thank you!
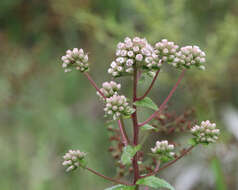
[118,118,129,146]
[132,66,140,184]
[141,146,194,178]
[136,69,160,101]
[138,69,185,127]
[85,166,133,186]
[84,72,106,99]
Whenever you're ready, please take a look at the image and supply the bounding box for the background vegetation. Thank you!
[0,0,238,189]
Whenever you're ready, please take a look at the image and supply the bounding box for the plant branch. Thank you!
[136,69,160,101]
[138,69,186,127]
[84,72,106,99]
[85,166,133,186]
[132,65,140,184]
[141,146,194,178]
[118,117,130,146]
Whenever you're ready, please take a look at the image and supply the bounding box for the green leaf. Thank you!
[121,145,141,165]
[134,97,158,111]
[105,184,135,190]
[188,138,197,146]
[140,124,158,132]
[136,176,175,190]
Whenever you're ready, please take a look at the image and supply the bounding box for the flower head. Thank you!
[151,140,175,160]
[173,45,206,69]
[108,37,160,77]
[104,94,134,120]
[61,48,89,72]
[62,149,86,172]
[154,39,179,65]
[191,120,219,144]
[96,81,121,100]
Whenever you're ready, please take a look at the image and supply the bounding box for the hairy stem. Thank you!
[136,69,160,101]
[84,72,106,99]
[132,66,140,184]
[85,166,133,186]
[118,117,130,146]
[138,69,185,127]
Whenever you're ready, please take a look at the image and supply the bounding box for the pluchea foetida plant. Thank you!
[60,37,220,190]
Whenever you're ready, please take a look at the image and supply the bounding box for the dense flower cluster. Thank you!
[62,149,86,172]
[96,81,121,100]
[191,120,219,144]
[104,94,134,120]
[173,45,206,69]
[61,48,89,72]
[151,140,175,159]
[108,37,160,77]
[154,39,179,65]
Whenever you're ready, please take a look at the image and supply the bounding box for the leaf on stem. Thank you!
[140,124,158,132]
[121,145,141,165]
[136,176,175,190]
[104,184,135,190]
[134,97,158,111]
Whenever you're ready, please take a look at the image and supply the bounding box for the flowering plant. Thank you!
[60,37,219,190]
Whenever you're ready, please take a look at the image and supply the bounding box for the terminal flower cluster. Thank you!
[96,81,121,100]
[173,45,206,69]
[104,94,134,120]
[62,149,86,172]
[108,37,160,77]
[61,48,89,73]
[154,39,179,65]
[151,140,175,159]
[191,120,220,144]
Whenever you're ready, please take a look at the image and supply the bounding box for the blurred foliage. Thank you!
[0,0,238,189]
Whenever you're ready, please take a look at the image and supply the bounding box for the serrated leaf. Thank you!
[121,145,141,165]
[140,124,158,132]
[105,184,135,190]
[134,97,158,111]
[136,176,175,190]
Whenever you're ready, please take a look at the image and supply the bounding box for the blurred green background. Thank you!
[1,0,238,189]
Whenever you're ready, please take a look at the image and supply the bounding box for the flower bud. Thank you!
[62,149,86,172]
[61,48,89,73]
[104,94,135,120]
[191,120,219,144]
[151,140,175,160]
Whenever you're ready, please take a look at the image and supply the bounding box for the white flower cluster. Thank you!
[104,94,135,120]
[191,120,219,144]
[61,48,89,72]
[96,81,121,100]
[151,140,175,159]
[154,39,179,65]
[108,37,160,77]
[173,45,206,69]
[62,149,86,172]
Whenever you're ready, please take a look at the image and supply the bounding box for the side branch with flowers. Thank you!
[60,37,219,190]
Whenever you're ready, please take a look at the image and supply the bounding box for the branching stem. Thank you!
[84,72,106,99]
[85,166,133,186]
[141,146,194,178]
[132,66,140,185]
[138,69,185,127]
[118,117,130,146]
[136,69,160,101]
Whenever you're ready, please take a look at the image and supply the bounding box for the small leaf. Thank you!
[121,145,141,165]
[134,97,158,111]
[136,176,175,190]
[188,138,197,146]
[140,124,158,132]
[105,184,135,190]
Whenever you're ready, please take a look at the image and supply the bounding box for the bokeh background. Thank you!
[1,0,238,189]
